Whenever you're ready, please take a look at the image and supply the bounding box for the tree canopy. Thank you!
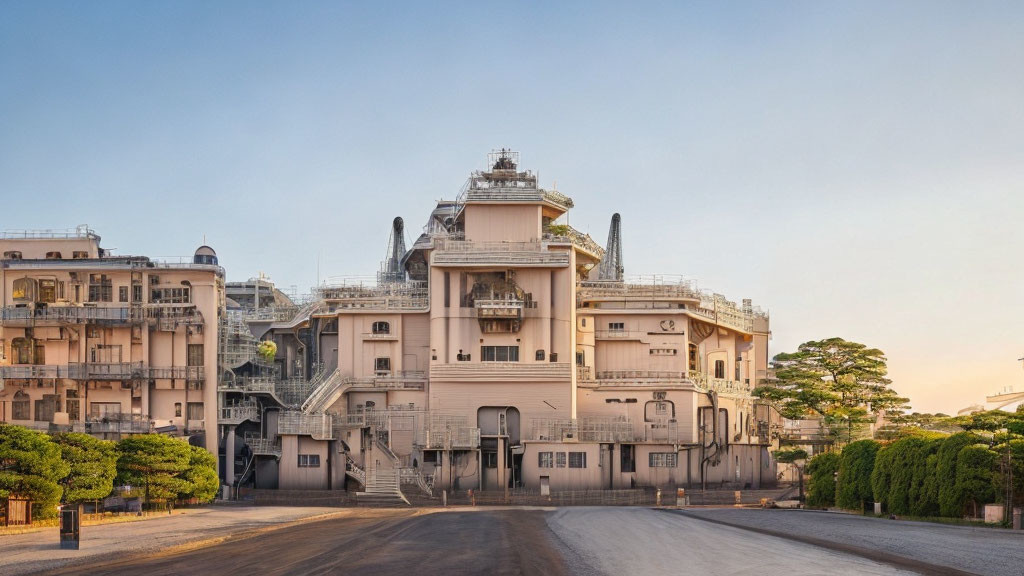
[754,337,908,442]
[53,432,118,503]
[115,435,192,503]
[0,424,70,518]
[177,445,219,503]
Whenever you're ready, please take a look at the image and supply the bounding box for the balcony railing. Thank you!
[474,298,525,319]
[244,434,282,458]
[277,411,334,440]
[87,414,153,435]
[219,402,261,425]
[0,306,144,325]
[148,366,205,381]
[576,366,592,381]
[68,362,145,380]
[431,239,570,267]
[416,427,481,450]
[430,362,571,382]
[531,416,640,443]
[0,365,65,379]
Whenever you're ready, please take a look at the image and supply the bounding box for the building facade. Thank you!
[225,152,779,500]
[0,227,223,454]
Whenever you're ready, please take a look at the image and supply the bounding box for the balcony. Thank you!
[474,298,524,320]
[87,414,153,435]
[277,411,334,440]
[244,434,282,458]
[148,366,205,382]
[416,427,481,450]
[0,306,143,326]
[219,402,261,426]
[430,362,571,383]
[68,362,145,381]
[362,332,399,341]
[578,370,698,390]
[431,239,570,268]
[0,365,66,379]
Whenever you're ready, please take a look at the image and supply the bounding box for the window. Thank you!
[90,402,121,419]
[298,454,321,468]
[556,452,567,468]
[576,352,584,366]
[12,338,32,364]
[187,402,204,421]
[12,391,30,420]
[66,390,80,421]
[608,322,625,332]
[0,339,5,360]
[132,284,143,303]
[375,357,391,373]
[150,287,190,304]
[12,278,36,302]
[371,321,390,335]
[655,402,668,416]
[484,452,498,468]
[481,345,519,362]
[535,350,545,361]
[649,452,678,468]
[688,344,698,372]
[45,251,62,259]
[187,344,204,367]
[714,360,725,379]
[175,403,182,418]
[72,251,88,259]
[89,274,113,302]
[443,272,450,308]
[3,251,23,260]
[39,279,58,303]
[549,352,558,362]
[538,452,554,468]
[119,286,129,302]
[621,445,636,473]
[568,452,587,468]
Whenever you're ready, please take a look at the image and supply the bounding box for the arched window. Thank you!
[372,321,390,335]
[12,278,36,302]
[12,391,30,420]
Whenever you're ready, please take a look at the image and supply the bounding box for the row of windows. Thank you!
[8,394,203,422]
[12,276,187,304]
[538,451,587,469]
[481,346,519,362]
[3,251,89,260]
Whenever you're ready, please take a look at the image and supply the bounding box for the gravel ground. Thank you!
[0,505,368,576]
[680,508,1024,576]
[546,507,914,576]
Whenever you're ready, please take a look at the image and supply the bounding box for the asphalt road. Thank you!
[35,506,994,576]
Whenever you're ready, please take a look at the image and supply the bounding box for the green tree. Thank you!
[178,445,219,503]
[754,338,909,444]
[0,424,70,518]
[805,451,840,508]
[774,448,809,502]
[116,435,192,505]
[952,409,1024,435]
[53,432,118,503]
[937,432,983,517]
[953,445,998,518]
[836,439,879,511]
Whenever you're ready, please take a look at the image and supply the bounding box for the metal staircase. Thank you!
[299,368,344,413]
[354,439,409,506]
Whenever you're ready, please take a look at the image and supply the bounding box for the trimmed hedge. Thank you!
[836,439,879,511]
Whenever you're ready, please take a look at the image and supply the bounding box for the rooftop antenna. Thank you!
[598,213,624,281]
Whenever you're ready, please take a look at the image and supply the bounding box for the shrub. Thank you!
[116,435,192,504]
[178,445,219,503]
[805,452,840,508]
[836,439,879,510]
[952,444,998,518]
[936,432,983,517]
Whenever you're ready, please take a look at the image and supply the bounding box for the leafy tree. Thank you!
[754,338,909,444]
[805,451,840,508]
[953,445,998,518]
[116,435,192,504]
[178,445,219,503]
[836,439,879,510]
[952,409,1024,435]
[53,432,118,503]
[0,425,70,518]
[936,432,983,517]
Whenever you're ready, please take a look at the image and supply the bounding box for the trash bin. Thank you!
[59,504,81,550]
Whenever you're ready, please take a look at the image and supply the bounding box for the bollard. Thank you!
[656,488,661,507]
[468,489,475,507]
[676,488,686,507]
[442,490,447,508]
[734,491,742,507]
[1014,508,1022,530]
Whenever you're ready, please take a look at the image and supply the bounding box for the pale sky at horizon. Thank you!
[2,2,1022,415]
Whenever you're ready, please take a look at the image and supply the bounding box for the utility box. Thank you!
[983,504,1004,524]
[873,502,882,515]
[59,504,81,550]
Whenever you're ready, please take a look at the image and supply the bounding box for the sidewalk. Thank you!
[0,505,352,576]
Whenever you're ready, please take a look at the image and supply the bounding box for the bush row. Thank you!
[0,424,218,519]
[805,432,1024,518]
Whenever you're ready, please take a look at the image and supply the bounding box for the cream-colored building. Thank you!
[228,152,779,500]
[0,227,223,455]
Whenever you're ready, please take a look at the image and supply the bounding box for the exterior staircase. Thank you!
[354,439,409,506]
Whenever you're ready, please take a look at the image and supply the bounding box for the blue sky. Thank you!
[2,1,1023,413]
